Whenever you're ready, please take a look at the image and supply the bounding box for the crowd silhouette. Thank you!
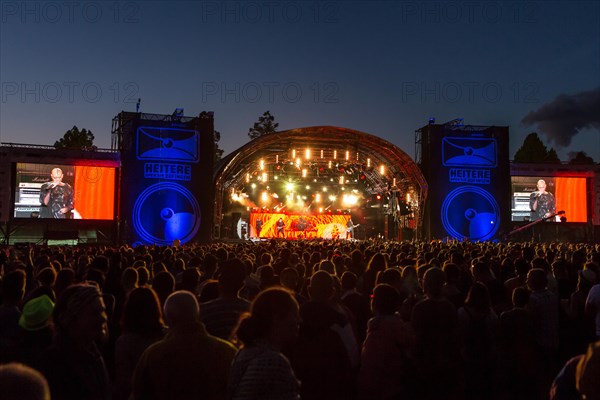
[1,238,599,399]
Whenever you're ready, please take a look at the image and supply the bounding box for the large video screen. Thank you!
[13,163,116,220]
[511,176,587,222]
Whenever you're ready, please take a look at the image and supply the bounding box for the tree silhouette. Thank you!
[514,132,560,163]
[214,129,224,162]
[568,151,595,165]
[248,111,279,140]
[54,126,95,150]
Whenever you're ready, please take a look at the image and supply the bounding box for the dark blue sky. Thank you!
[1,1,599,161]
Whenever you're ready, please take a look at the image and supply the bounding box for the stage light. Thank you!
[251,183,257,189]
[328,161,332,169]
[367,158,371,168]
[320,149,324,158]
[274,175,279,180]
[259,159,265,171]
[276,154,279,163]
[305,148,311,159]
[286,182,295,191]
[323,186,328,192]
[333,150,337,159]
[345,150,350,160]
[339,176,344,184]
[261,191,268,202]
[262,172,268,182]
[319,207,323,213]
[342,194,358,207]
[329,194,337,201]
[302,169,307,178]
[316,193,321,203]
[380,165,385,175]
[292,149,296,159]
[376,194,382,200]
[305,185,310,190]
[393,178,396,187]
[296,158,301,168]
[246,173,250,183]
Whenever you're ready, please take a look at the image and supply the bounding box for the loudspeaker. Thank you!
[116,112,215,245]
[420,124,510,241]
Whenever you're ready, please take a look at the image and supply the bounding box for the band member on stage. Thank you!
[255,218,263,237]
[346,218,357,239]
[529,179,555,221]
[39,168,74,219]
[276,218,285,238]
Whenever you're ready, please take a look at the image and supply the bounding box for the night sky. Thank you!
[1,1,599,161]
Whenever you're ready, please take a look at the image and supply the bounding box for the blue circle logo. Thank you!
[132,182,201,245]
[441,186,500,241]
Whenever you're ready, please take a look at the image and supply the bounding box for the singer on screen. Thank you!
[529,179,555,221]
[39,168,74,219]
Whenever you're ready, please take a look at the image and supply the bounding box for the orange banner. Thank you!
[73,166,115,220]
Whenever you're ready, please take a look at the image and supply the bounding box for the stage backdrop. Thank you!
[250,212,351,239]
[420,123,510,241]
[117,112,215,245]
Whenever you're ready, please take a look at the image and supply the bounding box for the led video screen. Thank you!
[13,163,116,220]
[511,176,587,222]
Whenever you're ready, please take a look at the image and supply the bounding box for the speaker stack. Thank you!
[420,122,510,241]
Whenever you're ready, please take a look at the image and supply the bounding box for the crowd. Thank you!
[0,238,599,400]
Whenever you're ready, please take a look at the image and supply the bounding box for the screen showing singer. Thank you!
[529,179,555,221]
[39,168,74,219]
[14,163,116,220]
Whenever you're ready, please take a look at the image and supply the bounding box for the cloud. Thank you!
[521,87,600,147]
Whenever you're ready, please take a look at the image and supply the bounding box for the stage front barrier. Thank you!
[250,213,351,239]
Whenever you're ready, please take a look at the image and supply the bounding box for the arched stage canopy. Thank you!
[213,126,428,239]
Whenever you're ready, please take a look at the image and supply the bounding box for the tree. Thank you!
[54,126,95,150]
[569,151,595,165]
[214,130,224,163]
[513,132,560,163]
[248,111,279,140]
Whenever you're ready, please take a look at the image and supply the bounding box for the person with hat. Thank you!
[13,295,55,367]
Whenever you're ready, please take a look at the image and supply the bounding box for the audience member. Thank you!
[131,290,236,400]
[228,287,301,399]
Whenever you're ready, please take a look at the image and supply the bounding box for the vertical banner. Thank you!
[118,112,214,245]
[421,124,510,241]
